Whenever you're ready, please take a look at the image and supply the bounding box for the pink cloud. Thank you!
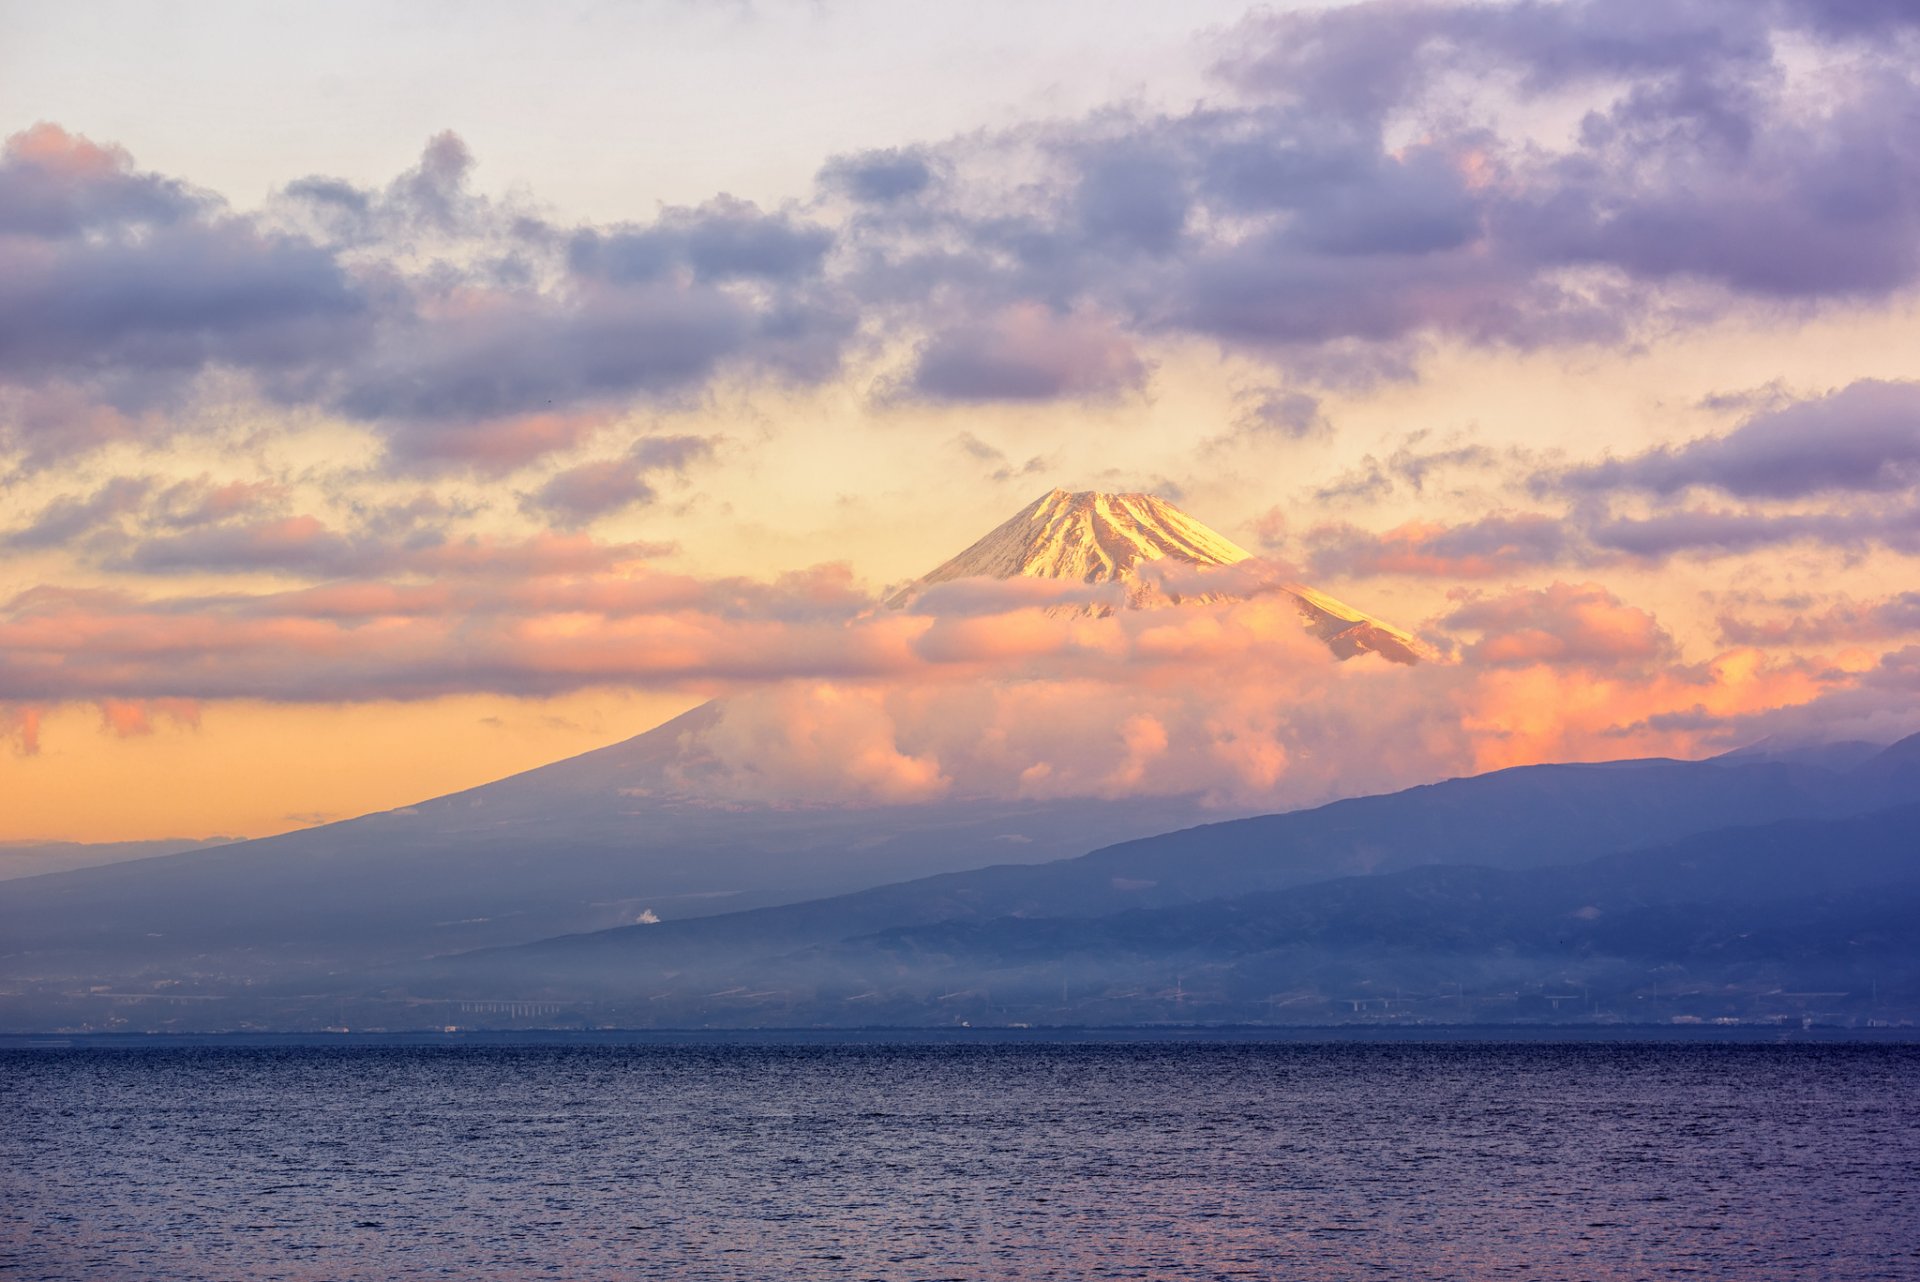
[97,697,200,738]
[1,705,43,755]
[391,411,610,474]
[0,547,1875,801]
[1443,582,1676,669]
[1304,513,1583,579]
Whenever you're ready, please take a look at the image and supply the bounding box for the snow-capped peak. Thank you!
[916,488,1252,586]
[892,488,1431,664]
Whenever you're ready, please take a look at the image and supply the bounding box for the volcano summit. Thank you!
[895,488,1428,663]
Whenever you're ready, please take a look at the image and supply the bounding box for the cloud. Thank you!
[0,207,366,439]
[906,304,1147,402]
[153,477,289,529]
[1584,505,1918,558]
[818,148,935,204]
[1073,139,1190,255]
[1718,591,1920,645]
[567,196,834,284]
[663,588,1844,807]
[1298,380,1920,573]
[527,459,660,527]
[950,433,1048,482]
[825,0,1920,398]
[1305,513,1585,579]
[5,477,155,550]
[0,704,43,755]
[97,697,199,738]
[521,433,718,527]
[1562,380,1920,498]
[1231,389,1329,441]
[1442,582,1676,669]
[0,123,203,237]
[0,536,1872,801]
[0,132,856,470]
[10,2,1920,454]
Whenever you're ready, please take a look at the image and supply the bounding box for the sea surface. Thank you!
[4,1040,1918,1281]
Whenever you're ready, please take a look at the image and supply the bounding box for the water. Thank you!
[4,1041,1918,1280]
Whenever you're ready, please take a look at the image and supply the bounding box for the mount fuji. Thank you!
[892,488,1429,662]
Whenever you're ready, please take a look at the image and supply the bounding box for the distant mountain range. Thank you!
[379,734,1920,1027]
[5,732,1915,1032]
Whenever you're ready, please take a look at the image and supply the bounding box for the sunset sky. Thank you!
[4,0,1919,841]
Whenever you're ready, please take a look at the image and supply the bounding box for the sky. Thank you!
[3,0,1919,842]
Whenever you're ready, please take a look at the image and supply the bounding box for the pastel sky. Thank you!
[3,0,1919,841]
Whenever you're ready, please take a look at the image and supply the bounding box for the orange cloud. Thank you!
[1445,582,1674,668]
[96,698,201,738]
[0,545,1880,807]
[1,705,44,755]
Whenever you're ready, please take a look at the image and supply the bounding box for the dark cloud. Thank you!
[1306,512,1585,579]
[950,432,1049,482]
[0,124,202,238]
[1563,379,1920,499]
[907,305,1146,403]
[1287,374,1920,578]
[153,478,288,529]
[4,474,298,559]
[569,197,833,284]
[0,133,853,470]
[0,219,367,405]
[1307,434,1502,506]
[1782,0,1920,37]
[1073,140,1188,255]
[112,517,383,578]
[1219,1,1772,123]
[1312,461,1394,506]
[1389,439,1500,493]
[7,0,1920,449]
[1587,504,1920,558]
[1234,390,1329,440]
[387,130,474,234]
[1718,590,1920,645]
[839,0,1920,387]
[331,285,748,426]
[818,148,935,204]
[4,477,154,550]
[631,434,716,473]
[528,460,659,527]
[522,434,718,527]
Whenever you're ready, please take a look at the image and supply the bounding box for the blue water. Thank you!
[4,1042,1918,1280]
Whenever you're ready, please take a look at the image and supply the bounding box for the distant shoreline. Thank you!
[6,1023,1919,1050]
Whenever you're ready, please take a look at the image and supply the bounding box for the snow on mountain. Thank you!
[914,489,1251,585]
[893,488,1430,664]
